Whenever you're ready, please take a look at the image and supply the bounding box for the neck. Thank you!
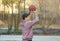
[25,19,30,21]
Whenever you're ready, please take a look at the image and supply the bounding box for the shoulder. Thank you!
[25,20,32,25]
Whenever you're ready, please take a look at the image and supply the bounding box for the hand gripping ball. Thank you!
[29,5,36,11]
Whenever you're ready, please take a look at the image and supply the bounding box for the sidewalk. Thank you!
[0,35,60,41]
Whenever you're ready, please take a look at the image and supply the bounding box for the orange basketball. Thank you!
[29,5,36,11]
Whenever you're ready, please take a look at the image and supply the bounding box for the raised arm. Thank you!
[31,11,39,25]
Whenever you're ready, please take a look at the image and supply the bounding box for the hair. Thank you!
[22,12,30,20]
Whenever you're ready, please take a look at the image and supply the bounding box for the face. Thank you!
[25,14,31,21]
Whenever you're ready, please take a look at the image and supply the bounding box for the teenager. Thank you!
[20,11,39,41]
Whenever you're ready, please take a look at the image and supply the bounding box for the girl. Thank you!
[20,11,39,41]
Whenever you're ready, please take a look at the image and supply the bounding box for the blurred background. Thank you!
[0,0,60,35]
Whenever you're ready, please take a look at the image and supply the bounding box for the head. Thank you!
[22,12,31,21]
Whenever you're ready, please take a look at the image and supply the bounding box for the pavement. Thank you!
[0,35,60,41]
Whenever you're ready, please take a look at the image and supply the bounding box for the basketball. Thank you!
[29,5,36,11]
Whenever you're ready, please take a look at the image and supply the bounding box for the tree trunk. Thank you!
[7,4,13,34]
[2,5,5,21]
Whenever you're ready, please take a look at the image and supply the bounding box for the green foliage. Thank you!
[2,0,7,5]
[2,0,17,6]
[9,0,17,4]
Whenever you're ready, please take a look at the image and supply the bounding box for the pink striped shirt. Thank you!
[21,12,39,40]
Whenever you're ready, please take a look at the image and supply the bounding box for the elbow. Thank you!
[37,19,39,22]
[36,18,39,22]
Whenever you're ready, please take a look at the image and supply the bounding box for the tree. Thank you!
[2,0,7,21]
[2,0,17,34]
[38,0,59,34]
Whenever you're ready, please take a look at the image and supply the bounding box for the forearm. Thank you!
[33,12,39,21]
[30,11,39,25]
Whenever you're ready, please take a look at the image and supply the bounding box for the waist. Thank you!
[23,38,32,40]
[22,33,33,40]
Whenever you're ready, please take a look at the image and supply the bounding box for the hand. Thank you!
[29,10,36,13]
[33,11,37,13]
[32,11,37,14]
